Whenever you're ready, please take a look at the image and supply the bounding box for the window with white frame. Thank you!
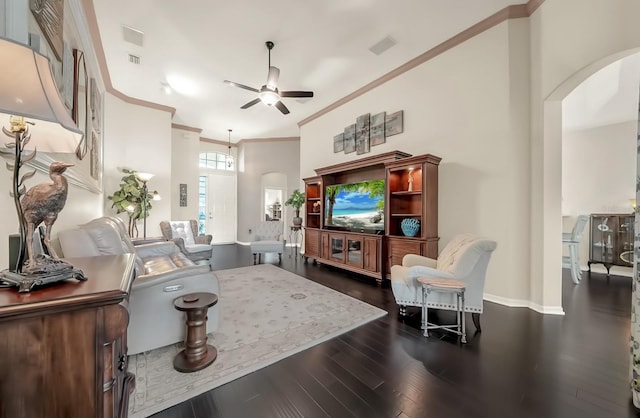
[199,152,234,171]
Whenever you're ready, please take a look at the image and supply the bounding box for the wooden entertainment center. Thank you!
[303,151,441,283]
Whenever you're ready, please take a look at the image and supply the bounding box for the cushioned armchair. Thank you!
[58,217,220,355]
[160,220,213,267]
[250,221,285,264]
[390,234,497,331]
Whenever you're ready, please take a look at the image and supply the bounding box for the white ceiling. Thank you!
[563,52,640,132]
[93,0,525,142]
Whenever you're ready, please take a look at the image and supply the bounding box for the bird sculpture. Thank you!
[20,161,74,268]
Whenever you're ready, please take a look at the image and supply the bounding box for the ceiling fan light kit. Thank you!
[259,89,279,106]
[224,41,314,114]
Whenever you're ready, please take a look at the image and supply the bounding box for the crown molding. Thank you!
[298,0,545,127]
[80,0,176,116]
[172,123,202,133]
[238,137,300,144]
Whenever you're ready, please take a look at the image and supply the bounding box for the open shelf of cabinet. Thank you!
[304,177,322,230]
[384,154,441,273]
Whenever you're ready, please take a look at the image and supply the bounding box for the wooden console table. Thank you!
[0,254,136,418]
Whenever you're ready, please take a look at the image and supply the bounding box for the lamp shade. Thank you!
[136,172,154,182]
[0,37,82,153]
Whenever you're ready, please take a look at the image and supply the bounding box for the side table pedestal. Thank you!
[173,292,218,373]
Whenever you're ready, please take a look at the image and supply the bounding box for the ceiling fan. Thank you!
[224,41,314,115]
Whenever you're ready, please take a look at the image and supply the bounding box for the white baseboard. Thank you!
[483,293,565,315]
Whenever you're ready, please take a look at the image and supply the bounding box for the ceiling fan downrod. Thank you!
[266,41,274,68]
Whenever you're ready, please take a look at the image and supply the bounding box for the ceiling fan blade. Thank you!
[274,101,290,115]
[224,80,259,93]
[241,98,262,109]
[266,66,280,89]
[280,91,314,98]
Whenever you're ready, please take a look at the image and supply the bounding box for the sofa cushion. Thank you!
[185,243,213,254]
[251,240,284,253]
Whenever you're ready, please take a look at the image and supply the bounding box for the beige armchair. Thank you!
[160,220,213,267]
[390,234,497,331]
[250,221,285,264]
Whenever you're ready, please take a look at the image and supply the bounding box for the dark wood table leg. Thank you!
[173,293,218,373]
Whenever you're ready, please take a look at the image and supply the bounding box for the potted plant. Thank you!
[107,168,158,237]
[285,189,305,227]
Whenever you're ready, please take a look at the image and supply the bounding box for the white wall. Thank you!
[562,121,636,216]
[530,0,640,310]
[301,20,531,303]
[102,93,172,238]
[170,128,200,220]
[237,139,300,243]
[561,120,636,274]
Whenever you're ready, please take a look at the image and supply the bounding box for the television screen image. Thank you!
[325,180,385,234]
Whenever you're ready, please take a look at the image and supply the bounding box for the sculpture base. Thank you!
[0,255,86,293]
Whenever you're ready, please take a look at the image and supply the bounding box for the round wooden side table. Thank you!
[173,292,218,373]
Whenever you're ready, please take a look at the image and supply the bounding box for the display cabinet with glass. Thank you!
[588,213,634,276]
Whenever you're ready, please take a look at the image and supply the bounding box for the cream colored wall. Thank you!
[102,93,172,238]
[530,0,640,311]
[301,20,531,304]
[170,128,200,220]
[237,139,300,243]
[562,120,636,276]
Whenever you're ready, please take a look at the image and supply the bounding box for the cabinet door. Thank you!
[103,304,132,418]
[304,229,320,258]
[387,238,422,273]
[590,215,614,263]
[329,233,345,263]
[345,235,364,268]
[618,215,634,265]
[363,237,379,272]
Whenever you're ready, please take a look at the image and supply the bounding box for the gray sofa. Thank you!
[58,216,219,355]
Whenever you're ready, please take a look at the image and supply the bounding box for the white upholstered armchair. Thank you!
[390,234,497,331]
[160,220,213,267]
[250,221,285,264]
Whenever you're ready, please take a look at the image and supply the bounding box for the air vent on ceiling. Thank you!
[128,54,141,64]
[122,25,144,47]
[369,36,397,56]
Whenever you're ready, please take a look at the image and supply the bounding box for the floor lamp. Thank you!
[136,172,154,239]
[0,37,86,292]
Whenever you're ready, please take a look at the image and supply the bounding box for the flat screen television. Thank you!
[325,179,385,234]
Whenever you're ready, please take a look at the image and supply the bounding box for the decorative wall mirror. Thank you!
[72,48,88,160]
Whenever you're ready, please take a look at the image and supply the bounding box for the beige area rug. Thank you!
[128,264,387,417]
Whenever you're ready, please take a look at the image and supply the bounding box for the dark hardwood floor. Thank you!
[151,244,638,418]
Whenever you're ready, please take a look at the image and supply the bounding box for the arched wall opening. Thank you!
[541,47,640,311]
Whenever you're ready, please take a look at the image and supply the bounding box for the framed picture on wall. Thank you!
[180,184,188,207]
[29,0,64,61]
[343,124,356,153]
[385,110,404,137]
[370,112,386,146]
[355,113,370,155]
[333,133,344,153]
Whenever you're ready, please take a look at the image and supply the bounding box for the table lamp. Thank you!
[0,37,86,292]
